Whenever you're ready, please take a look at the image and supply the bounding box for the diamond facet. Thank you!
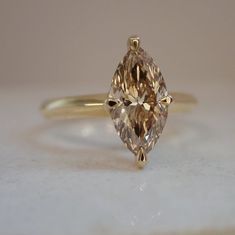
[106,37,171,158]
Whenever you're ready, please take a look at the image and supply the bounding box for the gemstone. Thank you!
[106,38,171,157]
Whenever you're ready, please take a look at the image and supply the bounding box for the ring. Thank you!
[41,36,196,168]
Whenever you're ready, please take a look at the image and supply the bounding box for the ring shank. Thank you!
[41,92,197,119]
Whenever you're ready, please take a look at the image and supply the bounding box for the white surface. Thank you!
[0,1,235,234]
[0,80,235,235]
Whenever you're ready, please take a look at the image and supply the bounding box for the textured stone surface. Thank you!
[106,47,169,155]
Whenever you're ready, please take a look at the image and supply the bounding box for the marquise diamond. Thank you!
[106,36,172,163]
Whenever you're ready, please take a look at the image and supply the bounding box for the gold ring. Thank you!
[41,36,196,168]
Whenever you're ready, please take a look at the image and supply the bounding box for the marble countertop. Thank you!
[0,80,234,235]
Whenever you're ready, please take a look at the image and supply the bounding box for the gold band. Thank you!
[41,92,197,119]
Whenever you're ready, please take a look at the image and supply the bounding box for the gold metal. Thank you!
[41,92,197,119]
[136,147,147,168]
[128,35,140,51]
[160,95,173,106]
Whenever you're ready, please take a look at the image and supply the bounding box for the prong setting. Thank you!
[160,95,173,106]
[106,99,118,108]
[136,147,147,168]
[128,35,140,51]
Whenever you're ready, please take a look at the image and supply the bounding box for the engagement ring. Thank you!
[41,36,196,168]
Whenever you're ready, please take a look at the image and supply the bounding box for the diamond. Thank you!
[106,37,172,160]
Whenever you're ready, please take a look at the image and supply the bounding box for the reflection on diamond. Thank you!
[106,43,170,155]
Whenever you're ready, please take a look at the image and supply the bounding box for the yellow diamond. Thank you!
[106,37,171,157]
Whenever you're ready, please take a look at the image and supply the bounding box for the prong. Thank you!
[106,99,118,107]
[160,95,173,106]
[136,147,147,168]
[128,35,140,51]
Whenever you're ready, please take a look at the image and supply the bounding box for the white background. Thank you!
[0,1,235,234]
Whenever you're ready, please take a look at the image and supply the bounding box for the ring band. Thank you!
[41,92,196,119]
[41,35,197,168]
